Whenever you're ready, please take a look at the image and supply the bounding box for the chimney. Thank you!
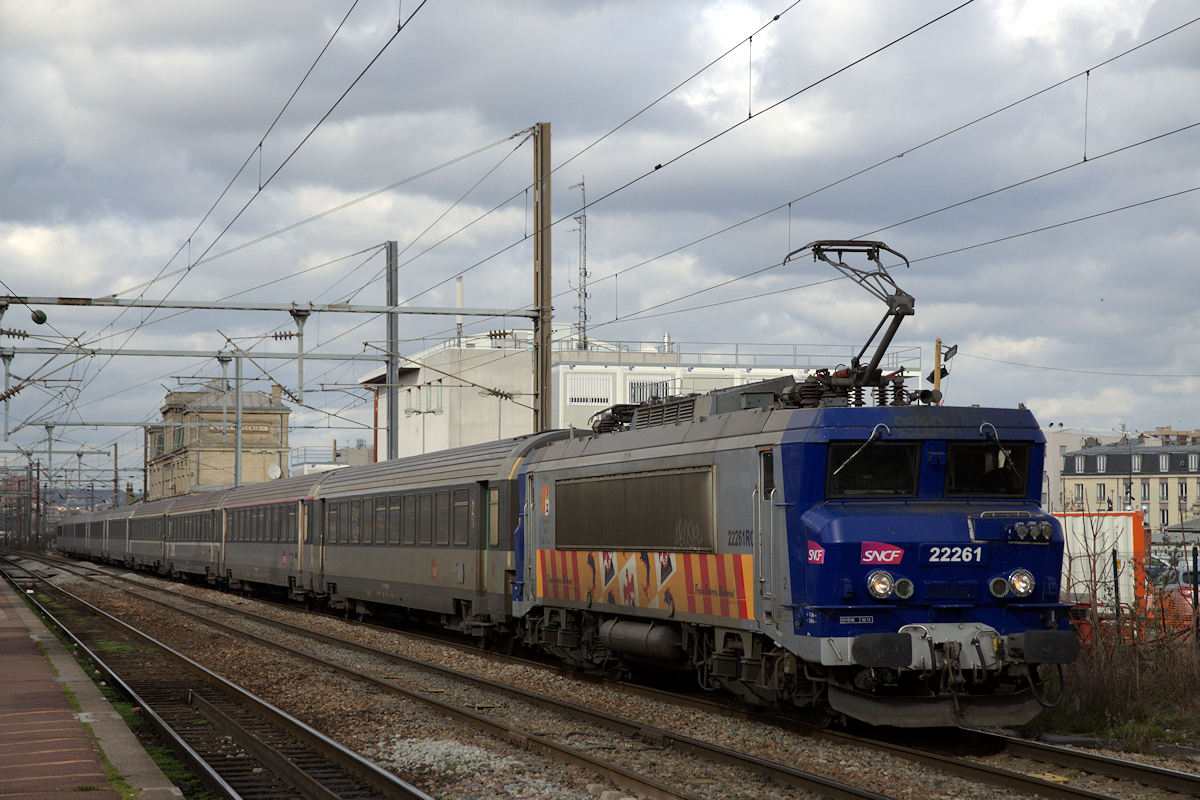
[270,384,283,403]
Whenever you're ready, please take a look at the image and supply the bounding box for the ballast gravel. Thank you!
[49,568,1200,800]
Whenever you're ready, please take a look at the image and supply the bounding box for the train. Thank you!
[56,243,1079,727]
[56,375,1078,727]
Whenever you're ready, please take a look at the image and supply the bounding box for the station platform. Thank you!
[0,568,181,799]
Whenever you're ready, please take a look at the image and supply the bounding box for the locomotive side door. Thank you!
[755,448,777,621]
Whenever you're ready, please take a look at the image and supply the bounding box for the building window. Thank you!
[1123,481,1133,504]
[1182,481,1189,501]
[1074,483,1084,502]
[1161,508,1170,527]
[1160,480,1170,502]
[1141,480,1150,502]
[1190,453,1199,472]
[1096,483,1107,502]
[567,373,612,405]
[1161,454,1171,472]
[1074,456,1085,473]
[1096,455,1107,473]
[628,378,672,404]
[1132,454,1142,472]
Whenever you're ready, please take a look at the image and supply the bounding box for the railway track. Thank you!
[2,554,433,800]
[30,553,1200,800]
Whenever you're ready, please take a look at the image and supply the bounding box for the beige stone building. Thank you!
[145,383,290,499]
[1061,435,1200,536]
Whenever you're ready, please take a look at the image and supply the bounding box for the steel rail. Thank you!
[5,557,433,800]
[966,729,1200,797]
[0,560,242,800]
[67,560,896,800]
[61,554,1200,800]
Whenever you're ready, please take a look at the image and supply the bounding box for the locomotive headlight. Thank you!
[866,570,895,599]
[1008,568,1036,598]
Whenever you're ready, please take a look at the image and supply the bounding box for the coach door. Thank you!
[755,448,777,621]
[304,499,325,594]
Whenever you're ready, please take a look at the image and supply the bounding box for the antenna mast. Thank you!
[570,178,589,350]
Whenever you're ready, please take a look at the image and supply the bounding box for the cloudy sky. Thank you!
[1,0,1198,488]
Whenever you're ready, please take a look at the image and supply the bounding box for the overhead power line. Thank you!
[56,1,429,436]
[397,1,981,316]
[960,353,1200,379]
[589,184,1200,327]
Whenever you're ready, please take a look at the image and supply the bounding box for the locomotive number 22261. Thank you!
[921,544,987,565]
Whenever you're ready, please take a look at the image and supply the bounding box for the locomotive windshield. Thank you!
[945,442,1030,497]
[826,442,919,498]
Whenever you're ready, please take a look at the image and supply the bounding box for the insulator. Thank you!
[851,385,864,407]
[272,331,297,340]
[873,385,886,407]
[892,382,907,406]
[0,328,28,339]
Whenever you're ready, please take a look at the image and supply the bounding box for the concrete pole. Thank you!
[933,337,943,394]
[1,350,12,440]
[235,355,243,487]
[386,241,399,460]
[456,276,464,344]
[44,424,54,514]
[533,121,552,432]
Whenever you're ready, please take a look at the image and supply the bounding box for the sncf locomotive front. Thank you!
[784,405,1079,726]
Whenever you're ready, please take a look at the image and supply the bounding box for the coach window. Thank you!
[452,489,469,547]
[327,503,340,544]
[435,491,451,546]
[349,500,362,544]
[487,488,500,548]
[388,496,401,544]
[374,497,387,545]
[286,505,297,540]
[403,495,417,545]
[418,493,433,545]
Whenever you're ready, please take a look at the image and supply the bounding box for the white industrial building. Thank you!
[361,327,921,457]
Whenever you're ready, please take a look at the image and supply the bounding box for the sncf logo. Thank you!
[861,541,904,564]
[807,541,825,564]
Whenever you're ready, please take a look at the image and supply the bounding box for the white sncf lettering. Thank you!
[860,541,904,564]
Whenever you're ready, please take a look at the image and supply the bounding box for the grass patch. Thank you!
[91,639,140,656]
[1025,619,1200,751]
